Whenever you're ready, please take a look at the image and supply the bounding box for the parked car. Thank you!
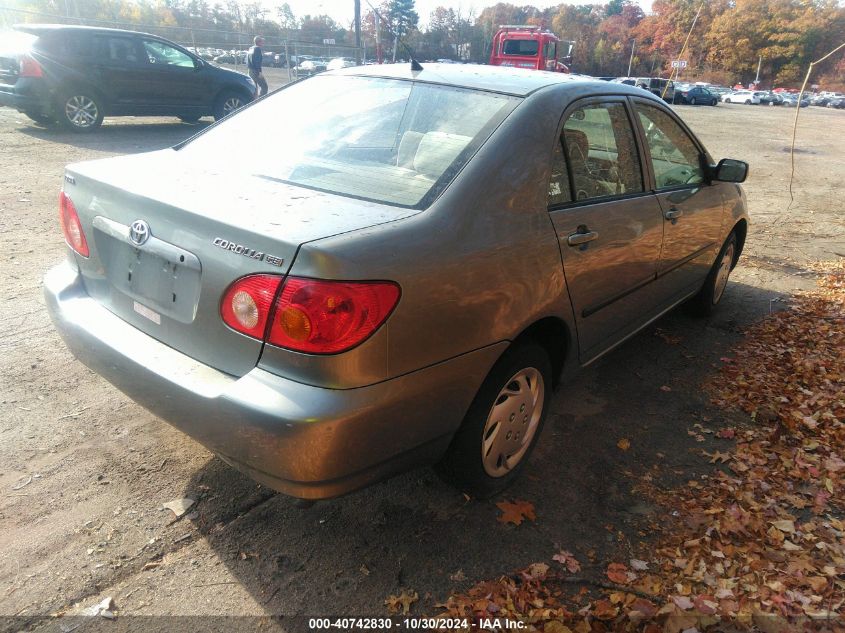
[0,24,255,130]
[758,91,783,105]
[297,57,328,75]
[326,57,355,71]
[781,94,810,107]
[676,85,718,106]
[634,76,675,102]
[722,90,760,104]
[45,64,749,498]
[827,97,845,109]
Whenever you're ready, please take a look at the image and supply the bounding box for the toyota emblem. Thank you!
[129,220,150,246]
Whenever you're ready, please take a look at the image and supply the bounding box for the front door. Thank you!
[548,99,665,360]
[633,101,725,300]
[135,39,208,111]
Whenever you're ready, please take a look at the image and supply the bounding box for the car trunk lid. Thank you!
[65,149,417,377]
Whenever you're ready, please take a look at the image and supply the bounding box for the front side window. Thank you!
[179,76,518,208]
[560,102,643,201]
[143,40,194,67]
[503,39,539,56]
[635,103,704,189]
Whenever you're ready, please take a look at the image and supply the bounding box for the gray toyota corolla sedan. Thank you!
[45,63,749,499]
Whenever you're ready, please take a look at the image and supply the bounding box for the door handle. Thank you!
[567,230,599,246]
[664,207,683,220]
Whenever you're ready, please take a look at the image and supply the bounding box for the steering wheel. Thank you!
[660,165,698,186]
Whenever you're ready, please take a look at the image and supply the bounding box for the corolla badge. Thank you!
[129,220,151,246]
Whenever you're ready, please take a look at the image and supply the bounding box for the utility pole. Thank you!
[627,39,635,77]
[354,0,362,65]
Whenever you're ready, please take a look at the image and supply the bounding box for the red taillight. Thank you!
[220,274,283,339]
[268,278,400,354]
[19,54,43,78]
[58,191,89,257]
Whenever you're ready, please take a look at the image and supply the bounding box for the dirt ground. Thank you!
[0,95,843,630]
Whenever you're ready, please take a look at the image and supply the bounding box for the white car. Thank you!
[326,57,355,71]
[722,90,761,105]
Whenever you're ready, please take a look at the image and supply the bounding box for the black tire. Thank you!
[178,114,202,124]
[436,341,552,498]
[57,89,104,132]
[686,232,738,317]
[712,99,717,106]
[213,90,249,121]
[724,98,731,103]
[23,109,55,125]
[690,97,696,105]
[745,99,751,105]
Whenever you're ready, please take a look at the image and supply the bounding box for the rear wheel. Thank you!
[213,91,248,121]
[690,97,697,105]
[687,232,737,317]
[745,99,751,105]
[436,342,552,497]
[58,90,104,132]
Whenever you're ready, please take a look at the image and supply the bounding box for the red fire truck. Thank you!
[489,25,571,73]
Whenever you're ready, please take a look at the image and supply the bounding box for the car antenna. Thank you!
[365,0,423,71]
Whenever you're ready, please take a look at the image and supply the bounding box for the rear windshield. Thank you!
[502,39,539,56]
[179,75,519,208]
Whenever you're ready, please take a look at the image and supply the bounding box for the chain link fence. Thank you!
[0,6,363,81]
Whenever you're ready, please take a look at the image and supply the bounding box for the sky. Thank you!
[267,0,655,28]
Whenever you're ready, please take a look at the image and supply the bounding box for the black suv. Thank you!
[0,24,256,131]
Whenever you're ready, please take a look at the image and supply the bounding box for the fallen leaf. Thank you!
[617,438,631,451]
[496,499,536,526]
[385,589,418,615]
[606,562,629,584]
[552,550,581,573]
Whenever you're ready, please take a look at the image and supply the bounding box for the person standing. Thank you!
[247,36,268,97]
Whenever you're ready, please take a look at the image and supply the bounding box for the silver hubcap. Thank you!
[65,95,98,128]
[481,367,545,477]
[713,242,735,304]
[223,97,242,114]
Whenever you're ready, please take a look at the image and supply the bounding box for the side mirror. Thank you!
[713,158,748,183]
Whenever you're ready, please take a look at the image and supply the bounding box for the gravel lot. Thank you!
[1,96,843,629]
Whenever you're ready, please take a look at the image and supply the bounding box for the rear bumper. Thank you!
[44,261,505,499]
[0,80,50,115]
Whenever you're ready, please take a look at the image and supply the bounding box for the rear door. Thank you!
[548,97,665,360]
[85,33,148,108]
[632,100,724,300]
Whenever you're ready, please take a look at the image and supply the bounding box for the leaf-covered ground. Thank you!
[438,261,845,632]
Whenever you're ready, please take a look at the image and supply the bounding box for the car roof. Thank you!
[328,62,644,97]
[14,23,161,40]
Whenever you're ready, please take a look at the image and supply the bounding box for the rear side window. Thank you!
[0,31,37,56]
[503,39,539,56]
[558,102,643,202]
[102,37,142,64]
